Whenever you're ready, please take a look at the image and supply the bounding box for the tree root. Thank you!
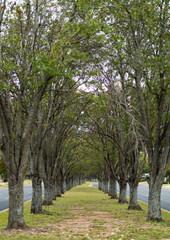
[128,204,142,211]
[56,194,62,197]
[6,222,28,230]
[118,199,128,204]
[110,196,118,200]
[42,200,53,206]
[31,209,42,214]
[147,216,164,222]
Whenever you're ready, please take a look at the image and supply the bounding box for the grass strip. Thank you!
[0,182,170,240]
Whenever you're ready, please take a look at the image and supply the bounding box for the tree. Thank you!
[0,0,103,228]
[103,0,169,220]
[0,151,7,181]
[0,0,55,227]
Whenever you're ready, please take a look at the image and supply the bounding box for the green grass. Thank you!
[163,184,170,188]
[0,182,170,240]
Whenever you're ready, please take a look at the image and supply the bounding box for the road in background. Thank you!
[0,183,169,212]
[93,183,170,212]
[0,185,44,212]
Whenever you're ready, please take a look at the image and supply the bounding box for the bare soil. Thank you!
[55,208,121,239]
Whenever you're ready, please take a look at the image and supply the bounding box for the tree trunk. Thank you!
[109,176,118,199]
[73,179,76,187]
[56,181,62,197]
[7,178,27,229]
[98,180,102,190]
[128,183,142,210]
[147,184,162,221]
[100,181,103,191]
[52,181,56,200]
[104,180,109,194]
[118,181,128,203]
[61,177,66,194]
[42,179,54,205]
[31,176,42,214]
[108,180,110,195]
[71,178,74,188]
[66,177,71,191]
[146,133,170,222]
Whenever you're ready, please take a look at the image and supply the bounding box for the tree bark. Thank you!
[98,180,102,190]
[52,180,56,200]
[118,181,128,203]
[42,179,54,205]
[147,182,163,221]
[31,176,42,214]
[109,176,118,199]
[104,180,109,194]
[56,182,62,197]
[66,177,70,191]
[61,177,66,194]
[128,183,142,210]
[7,178,27,229]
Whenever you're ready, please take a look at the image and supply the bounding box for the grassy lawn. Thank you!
[163,184,170,189]
[0,182,170,240]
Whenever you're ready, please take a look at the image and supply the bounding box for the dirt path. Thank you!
[56,207,121,239]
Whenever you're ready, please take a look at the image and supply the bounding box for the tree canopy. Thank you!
[0,0,169,229]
